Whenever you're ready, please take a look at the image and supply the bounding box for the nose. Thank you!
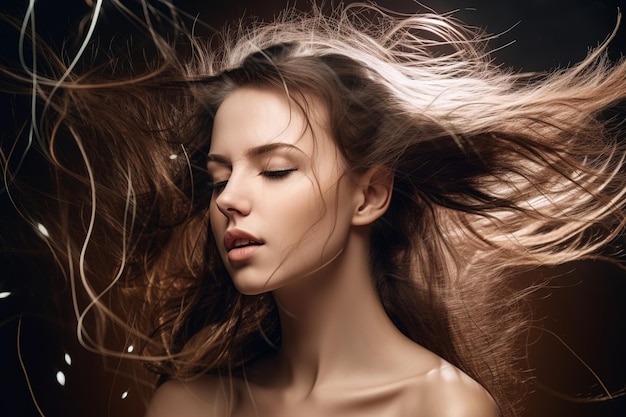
[214,176,252,218]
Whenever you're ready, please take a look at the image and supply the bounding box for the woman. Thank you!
[145,84,499,417]
[4,2,626,416]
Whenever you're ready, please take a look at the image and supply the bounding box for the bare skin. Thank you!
[145,87,499,417]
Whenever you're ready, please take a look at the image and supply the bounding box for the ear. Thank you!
[352,166,393,226]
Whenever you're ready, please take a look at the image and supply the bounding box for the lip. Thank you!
[224,228,264,252]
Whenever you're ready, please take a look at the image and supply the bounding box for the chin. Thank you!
[235,285,270,296]
[231,275,276,296]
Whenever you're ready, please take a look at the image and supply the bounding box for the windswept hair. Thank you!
[3,3,626,416]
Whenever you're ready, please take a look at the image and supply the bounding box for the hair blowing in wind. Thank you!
[3,2,626,416]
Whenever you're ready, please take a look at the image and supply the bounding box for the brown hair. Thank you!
[4,4,626,416]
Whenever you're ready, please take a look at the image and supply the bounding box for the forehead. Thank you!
[209,87,328,156]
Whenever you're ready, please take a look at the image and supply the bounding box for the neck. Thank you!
[269,228,412,394]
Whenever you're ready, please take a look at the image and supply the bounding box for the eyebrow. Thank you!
[207,142,305,164]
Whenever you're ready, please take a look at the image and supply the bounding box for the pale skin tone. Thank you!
[145,87,499,417]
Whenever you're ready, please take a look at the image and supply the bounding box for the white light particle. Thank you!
[36,223,49,237]
[168,154,178,160]
[56,371,66,386]
[126,344,134,353]
[0,292,11,299]
[121,390,129,400]
[64,353,72,366]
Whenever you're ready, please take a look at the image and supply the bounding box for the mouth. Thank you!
[224,229,264,252]
[230,238,263,250]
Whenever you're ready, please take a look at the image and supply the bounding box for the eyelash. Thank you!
[260,168,298,179]
[208,168,297,194]
[208,180,228,193]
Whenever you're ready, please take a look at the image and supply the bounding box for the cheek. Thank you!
[268,184,325,255]
[296,182,351,246]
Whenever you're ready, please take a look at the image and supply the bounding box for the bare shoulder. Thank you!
[144,375,234,417]
[404,361,500,417]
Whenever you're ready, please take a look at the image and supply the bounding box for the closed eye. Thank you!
[208,179,228,194]
[261,168,298,179]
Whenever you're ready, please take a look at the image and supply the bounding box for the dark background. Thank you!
[1,1,625,416]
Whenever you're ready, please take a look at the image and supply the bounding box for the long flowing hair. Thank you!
[3,3,626,416]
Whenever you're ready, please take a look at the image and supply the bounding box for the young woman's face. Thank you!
[207,87,359,295]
